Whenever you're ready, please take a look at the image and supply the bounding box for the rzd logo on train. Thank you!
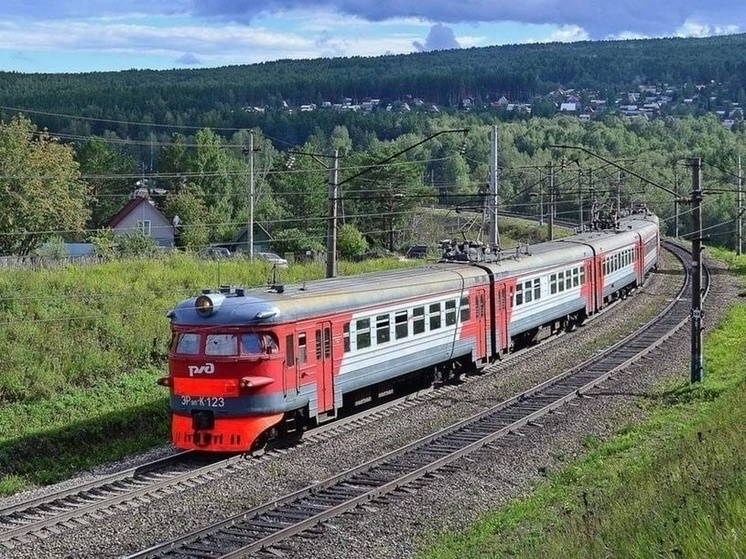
[188,363,215,377]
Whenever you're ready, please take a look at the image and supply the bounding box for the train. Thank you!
[158,210,660,452]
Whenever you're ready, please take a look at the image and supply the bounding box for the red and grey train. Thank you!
[159,211,660,452]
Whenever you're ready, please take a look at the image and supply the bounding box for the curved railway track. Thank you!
[0,241,694,552]
[122,240,705,559]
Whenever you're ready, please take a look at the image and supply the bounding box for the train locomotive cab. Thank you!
[159,290,289,452]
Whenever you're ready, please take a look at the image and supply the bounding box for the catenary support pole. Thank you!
[489,125,500,247]
[326,150,339,278]
[690,158,704,383]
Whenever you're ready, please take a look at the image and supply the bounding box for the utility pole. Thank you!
[616,171,622,222]
[578,167,583,231]
[489,126,500,247]
[548,161,555,240]
[674,166,680,238]
[537,168,544,225]
[248,132,255,260]
[327,150,339,278]
[738,154,743,256]
[689,158,704,383]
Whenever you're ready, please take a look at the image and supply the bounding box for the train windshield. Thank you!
[175,333,200,355]
[173,331,278,356]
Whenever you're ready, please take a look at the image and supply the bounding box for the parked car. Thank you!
[405,245,429,259]
[256,251,289,268]
[196,247,231,259]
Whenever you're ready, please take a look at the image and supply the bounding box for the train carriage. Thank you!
[160,211,660,452]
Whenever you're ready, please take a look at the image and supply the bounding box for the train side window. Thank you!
[285,334,295,366]
[557,271,565,292]
[580,267,586,284]
[460,296,470,322]
[395,311,408,339]
[565,270,573,290]
[429,303,441,330]
[315,330,322,360]
[515,283,523,306]
[356,318,371,349]
[205,334,238,356]
[413,307,425,334]
[524,281,533,303]
[175,333,200,355]
[376,314,391,345]
[445,300,457,326]
[298,333,307,364]
[264,334,278,354]
[343,323,351,352]
[533,278,541,300]
[550,274,557,295]
[572,268,580,287]
[241,333,263,354]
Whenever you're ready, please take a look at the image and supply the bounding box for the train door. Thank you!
[283,332,298,397]
[496,282,510,353]
[635,236,644,285]
[314,321,334,415]
[472,288,488,360]
[595,255,605,311]
[583,259,595,315]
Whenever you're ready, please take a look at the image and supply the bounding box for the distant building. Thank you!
[105,194,174,247]
[229,223,274,254]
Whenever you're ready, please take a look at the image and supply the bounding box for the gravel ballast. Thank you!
[3,250,738,559]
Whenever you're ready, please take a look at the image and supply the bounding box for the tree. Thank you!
[337,223,368,259]
[0,115,90,255]
[76,135,136,229]
[163,187,210,250]
[271,144,328,236]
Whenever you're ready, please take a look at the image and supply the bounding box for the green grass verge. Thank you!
[0,255,416,496]
[419,300,746,558]
[0,368,169,494]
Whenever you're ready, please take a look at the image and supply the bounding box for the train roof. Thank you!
[169,212,658,328]
[169,264,490,327]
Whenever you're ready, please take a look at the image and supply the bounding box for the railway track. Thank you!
[0,452,232,546]
[1,242,691,552]
[123,241,703,559]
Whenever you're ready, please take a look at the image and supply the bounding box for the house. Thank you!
[229,223,274,254]
[105,194,174,247]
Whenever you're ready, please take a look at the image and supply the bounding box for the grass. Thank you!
[419,268,746,557]
[0,253,417,495]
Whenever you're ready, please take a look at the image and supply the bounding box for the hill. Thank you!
[1,33,745,145]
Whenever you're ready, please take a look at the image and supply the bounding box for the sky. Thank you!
[0,1,743,74]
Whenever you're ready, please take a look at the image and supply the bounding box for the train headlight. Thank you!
[195,294,224,317]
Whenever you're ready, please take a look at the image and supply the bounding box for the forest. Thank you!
[0,33,745,257]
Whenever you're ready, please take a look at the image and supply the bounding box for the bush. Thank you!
[337,224,368,259]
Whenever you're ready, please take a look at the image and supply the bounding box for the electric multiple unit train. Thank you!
[159,211,660,452]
